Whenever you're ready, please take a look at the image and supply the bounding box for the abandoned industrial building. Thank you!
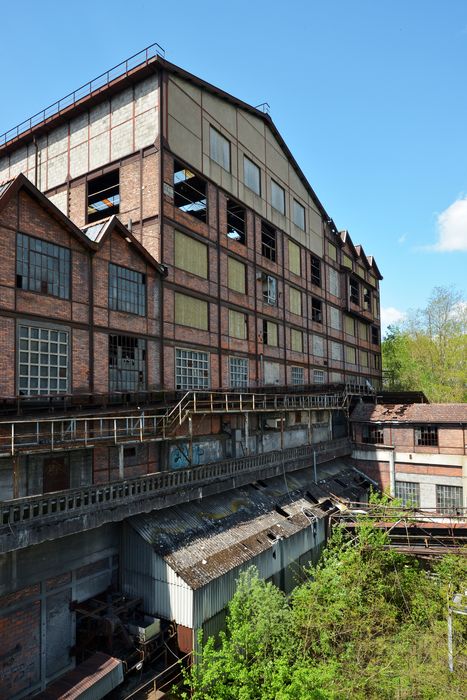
[1,43,461,699]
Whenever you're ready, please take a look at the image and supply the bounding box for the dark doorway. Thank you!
[43,455,70,493]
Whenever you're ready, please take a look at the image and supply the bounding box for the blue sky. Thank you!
[1,1,466,335]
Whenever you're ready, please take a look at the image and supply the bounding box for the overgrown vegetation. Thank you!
[182,512,467,699]
[382,286,466,402]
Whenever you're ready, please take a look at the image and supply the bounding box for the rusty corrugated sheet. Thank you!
[34,652,124,699]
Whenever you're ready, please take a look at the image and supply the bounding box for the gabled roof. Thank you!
[351,402,467,424]
[82,215,165,273]
[0,173,93,249]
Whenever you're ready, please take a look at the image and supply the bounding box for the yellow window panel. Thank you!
[175,293,208,330]
[229,309,247,339]
[289,287,302,315]
[228,257,246,294]
[288,240,301,275]
[174,231,208,278]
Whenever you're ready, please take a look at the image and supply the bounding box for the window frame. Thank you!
[108,262,147,317]
[436,484,463,511]
[175,348,210,390]
[243,156,261,195]
[226,198,246,244]
[16,232,71,300]
[210,126,231,171]
[262,319,278,347]
[291,366,304,386]
[229,356,248,388]
[292,199,306,230]
[311,256,321,287]
[17,321,70,396]
[415,426,438,447]
[395,481,420,507]
[261,221,277,262]
[362,424,384,444]
[173,160,207,222]
[271,179,286,214]
[109,334,147,393]
[263,274,278,306]
[87,169,120,224]
[311,297,323,324]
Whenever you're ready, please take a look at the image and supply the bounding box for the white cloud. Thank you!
[381,306,406,336]
[432,196,467,251]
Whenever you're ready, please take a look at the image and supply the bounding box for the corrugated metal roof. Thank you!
[351,402,467,424]
[34,652,123,699]
[129,464,367,589]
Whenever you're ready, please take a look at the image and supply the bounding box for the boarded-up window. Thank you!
[229,309,247,339]
[357,265,366,279]
[360,350,369,367]
[228,257,246,293]
[345,345,357,364]
[331,341,342,361]
[312,334,324,357]
[344,316,355,336]
[330,306,341,330]
[289,287,302,315]
[358,321,368,341]
[175,293,208,330]
[343,254,353,270]
[291,329,303,352]
[175,231,208,278]
[263,320,278,346]
[328,243,337,261]
[288,240,301,275]
[328,267,339,296]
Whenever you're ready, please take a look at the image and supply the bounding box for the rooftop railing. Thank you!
[0,42,165,147]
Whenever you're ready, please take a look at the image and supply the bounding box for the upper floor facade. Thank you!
[0,49,382,393]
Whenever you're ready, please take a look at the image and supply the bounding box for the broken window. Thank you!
[261,221,276,261]
[350,277,360,305]
[363,286,372,311]
[109,263,146,316]
[109,335,146,392]
[262,274,277,305]
[371,326,379,345]
[16,233,70,299]
[227,199,246,243]
[244,156,261,195]
[362,424,384,444]
[173,160,207,222]
[210,126,231,171]
[415,426,438,447]
[311,256,321,287]
[311,298,322,323]
[87,170,120,224]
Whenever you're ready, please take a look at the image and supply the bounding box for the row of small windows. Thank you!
[395,481,463,511]
[16,232,147,315]
[362,426,440,447]
[209,127,306,229]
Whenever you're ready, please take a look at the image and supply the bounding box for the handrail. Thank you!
[0,390,347,456]
[0,438,351,528]
[0,42,165,147]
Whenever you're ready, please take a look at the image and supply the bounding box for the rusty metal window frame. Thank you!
[415,426,438,447]
[16,232,70,300]
[109,263,146,316]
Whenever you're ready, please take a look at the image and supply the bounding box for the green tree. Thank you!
[182,515,467,699]
[382,286,467,402]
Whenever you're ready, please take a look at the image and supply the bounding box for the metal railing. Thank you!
[0,438,351,528]
[0,390,346,457]
[0,42,165,147]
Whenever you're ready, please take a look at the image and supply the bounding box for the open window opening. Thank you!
[415,426,438,447]
[311,298,322,323]
[227,199,246,243]
[311,256,321,287]
[87,171,120,224]
[363,286,371,311]
[350,277,360,305]
[261,221,276,261]
[371,326,379,345]
[362,424,384,444]
[173,160,207,222]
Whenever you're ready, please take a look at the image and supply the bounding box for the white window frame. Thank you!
[263,275,278,305]
[313,369,325,384]
[175,348,210,390]
[291,366,304,386]
[229,357,248,388]
[18,322,69,396]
